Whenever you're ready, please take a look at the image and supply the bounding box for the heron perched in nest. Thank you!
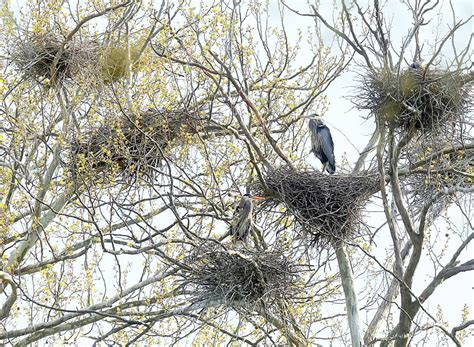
[409,61,423,70]
[229,193,265,241]
[302,114,336,174]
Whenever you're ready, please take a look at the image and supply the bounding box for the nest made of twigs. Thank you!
[260,167,379,246]
[357,67,473,132]
[70,109,201,181]
[181,244,300,306]
[9,33,97,82]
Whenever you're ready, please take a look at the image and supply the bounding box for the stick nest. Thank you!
[261,167,379,246]
[70,109,201,181]
[357,67,473,132]
[9,33,96,82]
[182,244,300,306]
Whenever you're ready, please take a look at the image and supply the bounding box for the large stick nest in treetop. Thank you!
[357,67,473,132]
[9,33,97,83]
[70,109,202,181]
[260,167,380,246]
[181,244,300,306]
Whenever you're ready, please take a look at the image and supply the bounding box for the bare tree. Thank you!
[283,1,473,346]
[0,0,472,346]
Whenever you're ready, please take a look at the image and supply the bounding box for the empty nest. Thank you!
[357,67,473,132]
[10,33,96,82]
[70,109,201,181]
[261,167,379,246]
[181,244,300,306]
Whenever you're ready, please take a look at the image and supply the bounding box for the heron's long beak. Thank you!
[252,196,267,201]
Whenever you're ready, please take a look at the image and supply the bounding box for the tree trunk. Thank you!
[335,245,362,347]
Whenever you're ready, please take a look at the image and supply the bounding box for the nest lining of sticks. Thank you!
[9,33,97,82]
[70,109,201,180]
[260,167,380,245]
[181,245,300,306]
[357,67,472,132]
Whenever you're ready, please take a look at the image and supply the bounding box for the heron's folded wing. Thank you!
[320,126,335,163]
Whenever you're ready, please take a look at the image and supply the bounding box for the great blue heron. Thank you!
[409,61,422,70]
[229,193,265,241]
[302,114,336,174]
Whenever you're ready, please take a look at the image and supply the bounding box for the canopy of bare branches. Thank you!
[402,136,474,219]
[0,0,472,346]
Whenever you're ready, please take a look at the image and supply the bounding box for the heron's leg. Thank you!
[255,225,267,249]
[322,162,328,173]
[250,226,265,250]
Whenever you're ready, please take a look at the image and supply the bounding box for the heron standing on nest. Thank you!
[229,193,266,241]
[409,61,422,70]
[302,113,336,174]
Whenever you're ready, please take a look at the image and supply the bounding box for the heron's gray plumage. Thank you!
[229,194,254,240]
[410,61,422,70]
[308,118,336,174]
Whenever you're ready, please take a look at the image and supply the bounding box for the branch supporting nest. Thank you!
[70,109,202,181]
[261,167,379,246]
[357,67,472,133]
[181,244,300,307]
[402,138,474,219]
